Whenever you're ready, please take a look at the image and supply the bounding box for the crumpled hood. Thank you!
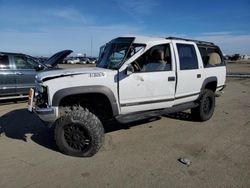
[36,67,111,82]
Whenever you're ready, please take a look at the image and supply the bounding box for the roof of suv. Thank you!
[166,37,215,46]
[123,36,216,47]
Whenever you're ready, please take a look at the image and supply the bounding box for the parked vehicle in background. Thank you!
[35,56,48,64]
[242,55,249,60]
[66,57,80,64]
[29,36,226,157]
[0,50,72,99]
[62,57,70,64]
[88,57,97,64]
[63,56,97,64]
[230,54,241,61]
[0,52,44,99]
[78,57,89,64]
[223,55,230,60]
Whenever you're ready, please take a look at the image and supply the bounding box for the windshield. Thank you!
[97,37,145,70]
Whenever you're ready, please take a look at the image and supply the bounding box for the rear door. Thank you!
[173,42,204,105]
[12,55,38,94]
[0,54,16,96]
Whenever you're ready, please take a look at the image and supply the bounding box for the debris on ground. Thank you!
[178,158,191,166]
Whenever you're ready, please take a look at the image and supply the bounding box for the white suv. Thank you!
[28,36,226,157]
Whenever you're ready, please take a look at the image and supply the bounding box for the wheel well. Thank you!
[59,93,113,121]
[204,81,217,92]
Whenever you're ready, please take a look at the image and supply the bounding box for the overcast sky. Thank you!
[0,0,249,56]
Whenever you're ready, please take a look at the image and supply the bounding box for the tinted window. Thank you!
[177,44,198,70]
[0,55,10,69]
[198,46,223,67]
[14,56,38,69]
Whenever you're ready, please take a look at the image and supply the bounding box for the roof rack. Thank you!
[166,37,215,46]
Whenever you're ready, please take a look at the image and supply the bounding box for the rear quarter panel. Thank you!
[202,65,226,90]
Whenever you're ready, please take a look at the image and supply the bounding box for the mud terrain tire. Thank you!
[54,107,104,157]
[191,89,215,121]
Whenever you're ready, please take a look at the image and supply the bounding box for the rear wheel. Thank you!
[191,89,215,121]
[54,107,104,157]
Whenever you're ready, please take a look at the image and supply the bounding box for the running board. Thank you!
[116,102,198,124]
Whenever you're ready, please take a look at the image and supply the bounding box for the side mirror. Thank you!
[126,64,134,75]
[35,64,44,71]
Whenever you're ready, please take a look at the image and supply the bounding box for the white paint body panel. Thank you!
[119,71,176,114]
[39,67,120,112]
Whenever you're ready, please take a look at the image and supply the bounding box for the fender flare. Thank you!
[52,85,119,116]
[200,76,218,91]
[196,77,218,100]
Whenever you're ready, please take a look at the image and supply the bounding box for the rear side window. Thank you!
[198,46,223,67]
[0,55,10,69]
[177,44,198,70]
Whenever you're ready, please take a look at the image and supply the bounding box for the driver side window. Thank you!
[14,56,38,69]
[132,43,172,72]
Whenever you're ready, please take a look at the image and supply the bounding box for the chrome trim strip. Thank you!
[175,92,200,100]
[0,95,28,100]
[120,92,200,107]
[120,98,175,107]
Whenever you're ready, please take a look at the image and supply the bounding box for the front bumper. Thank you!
[34,107,59,123]
[28,88,59,123]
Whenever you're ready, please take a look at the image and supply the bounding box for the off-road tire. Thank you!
[54,106,104,157]
[191,89,215,121]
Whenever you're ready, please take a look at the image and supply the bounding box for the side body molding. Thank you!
[52,85,119,116]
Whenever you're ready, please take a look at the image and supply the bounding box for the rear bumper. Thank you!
[215,85,226,97]
[217,84,226,91]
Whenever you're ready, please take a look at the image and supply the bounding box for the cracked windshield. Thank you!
[97,38,145,69]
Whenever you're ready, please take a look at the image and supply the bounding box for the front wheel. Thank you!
[191,89,215,121]
[54,107,104,157]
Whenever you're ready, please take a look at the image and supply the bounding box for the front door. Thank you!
[119,43,176,114]
[12,55,38,94]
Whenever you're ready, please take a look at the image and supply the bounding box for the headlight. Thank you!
[35,85,48,108]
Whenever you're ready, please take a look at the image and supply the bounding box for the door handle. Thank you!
[197,74,201,78]
[168,76,175,81]
[15,72,24,75]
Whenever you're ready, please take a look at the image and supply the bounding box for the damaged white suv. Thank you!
[28,36,226,157]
